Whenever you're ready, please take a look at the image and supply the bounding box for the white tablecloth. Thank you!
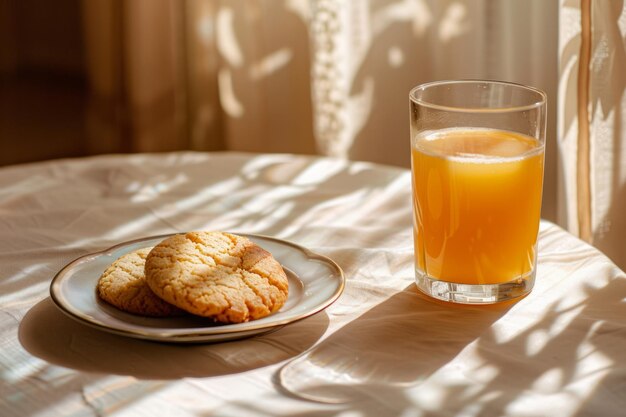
[1,152,624,417]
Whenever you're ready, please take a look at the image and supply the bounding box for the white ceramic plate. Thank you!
[50,234,345,343]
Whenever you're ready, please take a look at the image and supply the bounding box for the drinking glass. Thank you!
[409,80,547,304]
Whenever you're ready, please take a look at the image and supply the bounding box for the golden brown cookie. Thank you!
[96,247,185,317]
[144,232,289,323]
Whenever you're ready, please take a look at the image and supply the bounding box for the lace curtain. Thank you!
[81,0,625,269]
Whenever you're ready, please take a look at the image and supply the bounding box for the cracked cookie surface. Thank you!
[96,247,185,317]
[144,231,289,323]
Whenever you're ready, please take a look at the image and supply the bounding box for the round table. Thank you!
[1,152,624,416]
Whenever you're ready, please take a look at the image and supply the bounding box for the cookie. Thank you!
[96,247,185,317]
[144,232,289,323]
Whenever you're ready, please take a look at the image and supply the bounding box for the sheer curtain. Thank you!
[558,0,626,269]
[80,0,624,269]
[81,0,316,156]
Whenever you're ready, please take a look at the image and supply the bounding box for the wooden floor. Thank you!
[0,73,87,167]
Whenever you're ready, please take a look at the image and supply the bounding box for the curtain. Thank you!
[558,0,626,268]
[80,0,625,269]
[81,0,316,156]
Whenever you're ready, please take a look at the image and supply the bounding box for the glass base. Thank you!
[415,269,535,304]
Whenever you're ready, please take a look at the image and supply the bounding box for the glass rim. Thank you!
[409,79,547,114]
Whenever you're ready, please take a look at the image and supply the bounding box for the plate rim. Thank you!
[49,233,345,342]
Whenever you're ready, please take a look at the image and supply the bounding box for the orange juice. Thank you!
[411,128,544,285]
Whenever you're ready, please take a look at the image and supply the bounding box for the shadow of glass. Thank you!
[464,274,626,417]
[277,284,517,404]
[349,258,626,417]
[273,271,626,416]
[19,298,328,379]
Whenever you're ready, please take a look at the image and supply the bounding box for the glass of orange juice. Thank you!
[409,80,547,304]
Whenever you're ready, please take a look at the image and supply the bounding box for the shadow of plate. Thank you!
[19,297,328,379]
